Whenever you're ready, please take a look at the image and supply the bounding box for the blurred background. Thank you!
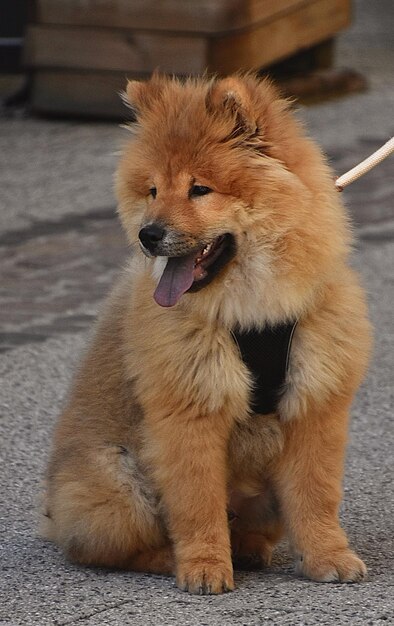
[0,0,370,115]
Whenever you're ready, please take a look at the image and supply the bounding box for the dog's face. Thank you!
[134,174,238,307]
[117,75,348,319]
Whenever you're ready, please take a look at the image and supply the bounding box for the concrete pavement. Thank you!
[0,1,393,624]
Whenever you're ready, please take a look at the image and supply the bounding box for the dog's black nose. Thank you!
[139,224,165,254]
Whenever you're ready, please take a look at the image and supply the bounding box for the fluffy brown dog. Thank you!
[42,74,371,594]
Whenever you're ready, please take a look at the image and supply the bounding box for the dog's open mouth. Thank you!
[154,233,236,307]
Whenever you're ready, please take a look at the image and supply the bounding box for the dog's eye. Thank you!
[149,187,157,199]
[190,185,212,197]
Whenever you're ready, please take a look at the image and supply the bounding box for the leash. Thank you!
[335,137,394,191]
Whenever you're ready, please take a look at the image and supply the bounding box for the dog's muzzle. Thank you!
[139,224,166,255]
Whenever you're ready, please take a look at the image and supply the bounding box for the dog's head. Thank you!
[116,74,349,323]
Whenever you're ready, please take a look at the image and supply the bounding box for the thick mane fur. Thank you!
[117,74,350,328]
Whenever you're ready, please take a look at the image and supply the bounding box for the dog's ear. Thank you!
[124,80,145,116]
[123,73,166,118]
[206,77,258,136]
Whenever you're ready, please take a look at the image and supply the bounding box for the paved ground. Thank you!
[0,1,393,624]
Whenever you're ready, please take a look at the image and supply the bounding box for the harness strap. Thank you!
[232,320,297,415]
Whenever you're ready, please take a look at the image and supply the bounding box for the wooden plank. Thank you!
[35,0,310,35]
[25,25,207,74]
[28,0,352,119]
[31,70,135,118]
[26,0,350,75]
[209,0,351,72]
[30,65,366,118]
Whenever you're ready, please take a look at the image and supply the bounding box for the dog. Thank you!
[42,74,371,594]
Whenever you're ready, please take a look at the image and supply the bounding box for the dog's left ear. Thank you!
[123,72,166,118]
[206,77,258,136]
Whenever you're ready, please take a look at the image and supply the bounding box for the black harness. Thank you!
[232,321,297,415]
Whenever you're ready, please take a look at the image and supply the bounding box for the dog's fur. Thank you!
[42,74,371,593]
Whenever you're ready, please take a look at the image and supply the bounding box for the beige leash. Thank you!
[335,137,394,191]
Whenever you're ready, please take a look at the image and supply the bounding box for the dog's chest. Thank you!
[168,320,297,418]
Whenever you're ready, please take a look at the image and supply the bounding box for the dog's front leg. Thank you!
[145,411,234,594]
[274,401,367,583]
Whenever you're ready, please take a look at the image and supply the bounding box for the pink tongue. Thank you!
[154,253,196,307]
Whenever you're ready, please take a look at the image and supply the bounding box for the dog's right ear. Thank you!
[206,77,257,136]
[123,74,166,118]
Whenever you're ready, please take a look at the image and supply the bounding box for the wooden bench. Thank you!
[25,0,352,117]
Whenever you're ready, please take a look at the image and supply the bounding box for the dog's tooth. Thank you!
[196,242,213,264]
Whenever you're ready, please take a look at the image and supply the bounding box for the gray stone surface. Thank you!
[0,119,123,233]
[0,1,393,624]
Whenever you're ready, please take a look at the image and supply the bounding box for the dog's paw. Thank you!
[176,559,234,594]
[296,549,367,583]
